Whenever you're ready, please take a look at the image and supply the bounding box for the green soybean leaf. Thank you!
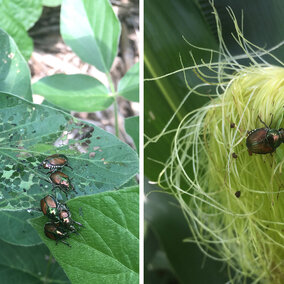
[0,210,42,246]
[0,29,32,101]
[0,0,42,60]
[0,239,70,284]
[43,0,62,7]
[118,62,139,102]
[1,0,42,30]
[29,187,139,284]
[125,116,139,151]
[60,0,121,73]
[0,21,32,61]
[0,93,138,211]
[32,74,114,112]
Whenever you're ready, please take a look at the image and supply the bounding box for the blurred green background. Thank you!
[144,0,284,283]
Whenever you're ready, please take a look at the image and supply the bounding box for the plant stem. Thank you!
[113,98,119,137]
[106,72,119,138]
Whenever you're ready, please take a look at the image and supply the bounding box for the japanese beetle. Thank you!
[58,208,83,233]
[40,154,72,173]
[40,195,60,220]
[49,171,77,196]
[246,116,284,155]
[44,222,71,247]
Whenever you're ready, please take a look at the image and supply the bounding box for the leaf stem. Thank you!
[113,98,119,137]
[106,72,119,138]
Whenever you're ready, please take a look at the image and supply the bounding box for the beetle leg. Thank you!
[68,225,79,234]
[66,164,73,170]
[61,240,71,247]
[73,187,78,194]
[74,220,83,227]
[37,165,47,174]
[52,184,59,191]
[258,115,269,128]
[60,187,68,197]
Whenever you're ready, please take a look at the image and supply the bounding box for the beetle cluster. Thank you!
[37,154,81,246]
[41,195,82,247]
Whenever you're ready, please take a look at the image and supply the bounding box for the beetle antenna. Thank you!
[269,114,273,128]
[258,115,269,128]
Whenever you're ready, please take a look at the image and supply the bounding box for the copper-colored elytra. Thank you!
[246,116,284,155]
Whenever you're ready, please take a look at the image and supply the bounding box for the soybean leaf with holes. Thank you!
[0,239,70,283]
[32,74,114,112]
[125,116,139,151]
[0,0,42,60]
[60,0,121,73]
[0,29,32,101]
[118,62,139,102]
[0,210,42,246]
[0,93,138,210]
[29,186,139,284]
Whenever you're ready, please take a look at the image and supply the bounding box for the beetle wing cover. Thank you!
[246,128,274,154]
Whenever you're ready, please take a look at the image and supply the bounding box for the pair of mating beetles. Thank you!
[41,195,82,247]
